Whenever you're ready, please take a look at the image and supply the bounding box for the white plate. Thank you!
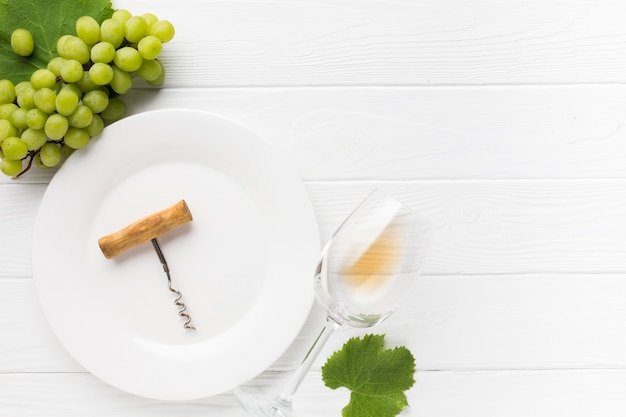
[33,109,320,401]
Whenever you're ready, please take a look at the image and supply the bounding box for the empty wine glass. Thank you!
[235,189,429,417]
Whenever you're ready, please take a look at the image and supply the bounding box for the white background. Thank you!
[2,0,626,415]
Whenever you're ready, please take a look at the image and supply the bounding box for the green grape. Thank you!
[85,114,104,137]
[44,114,69,140]
[124,16,147,43]
[9,108,27,129]
[55,87,79,116]
[0,80,16,105]
[21,128,48,151]
[113,47,143,72]
[137,36,162,60]
[149,20,175,43]
[82,90,109,113]
[60,144,75,160]
[0,103,18,120]
[68,105,93,128]
[100,97,126,122]
[63,127,90,149]
[0,119,17,141]
[147,60,166,86]
[11,29,34,56]
[39,143,62,167]
[33,88,57,114]
[0,158,22,176]
[47,57,67,77]
[142,13,159,31]
[112,9,132,24]
[137,59,162,82]
[59,36,90,64]
[16,85,36,109]
[109,66,132,94]
[76,71,100,93]
[56,35,72,55]
[33,152,48,170]
[76,16,101,45]
[62,83,83,100]
[91,41,116,64]
[100,19,124,48]
[15,81,32,95]
[60,59,84,83]
[88,63,114,85]
[26,108,48,130]
[30,69,57,90]
[2,137,29,160]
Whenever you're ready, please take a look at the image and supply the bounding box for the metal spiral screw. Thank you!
[152,238,196,330]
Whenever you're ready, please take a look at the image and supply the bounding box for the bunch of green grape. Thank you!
[0,9,175,178]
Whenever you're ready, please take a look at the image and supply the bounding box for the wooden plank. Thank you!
[406,369,626,416]
[125,86,626,181]
[0,372,242,416]
[299,369,626,416]
[3,180,625,277]
[4,273,626,373]
[5,86,626,184]
[0,184,46,277]
[1,369,625,416]
[307,181,626,275]
[0,279,82,373]
[111,0,626,86]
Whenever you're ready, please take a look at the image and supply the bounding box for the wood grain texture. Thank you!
[126,86,626,181]
[1,0,625,414]
[0,280,82,373]
[111,0,626,86]
[98,200,193,259]
[1,369,626,416]
[3,181,625,276]
[4,273,626,374]
[408,369,626,416]
[5,86,626,184]
[0,184,46,277]
[307,181,626,275]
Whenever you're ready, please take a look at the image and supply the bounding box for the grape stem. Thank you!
[15,151,35,178]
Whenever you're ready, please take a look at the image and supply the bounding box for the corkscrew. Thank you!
[98,200,196,330]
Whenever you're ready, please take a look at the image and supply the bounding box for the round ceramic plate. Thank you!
[33,109,320,400]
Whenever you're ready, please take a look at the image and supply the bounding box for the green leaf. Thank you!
[0,0,114,83]
[321,334,416,417]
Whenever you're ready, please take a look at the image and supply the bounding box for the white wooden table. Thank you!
[3,0,626,415]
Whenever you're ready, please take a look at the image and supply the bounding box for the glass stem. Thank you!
[278,316,340,400]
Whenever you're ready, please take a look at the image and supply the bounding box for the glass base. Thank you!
[235,387,294,417]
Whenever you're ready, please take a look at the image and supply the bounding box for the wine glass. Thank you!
[235,189,429,417]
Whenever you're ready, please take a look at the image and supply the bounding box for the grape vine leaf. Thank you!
[0,0,114,84]
[321,334,416,417]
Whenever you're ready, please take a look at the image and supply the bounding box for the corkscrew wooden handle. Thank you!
[98,200,193,259]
